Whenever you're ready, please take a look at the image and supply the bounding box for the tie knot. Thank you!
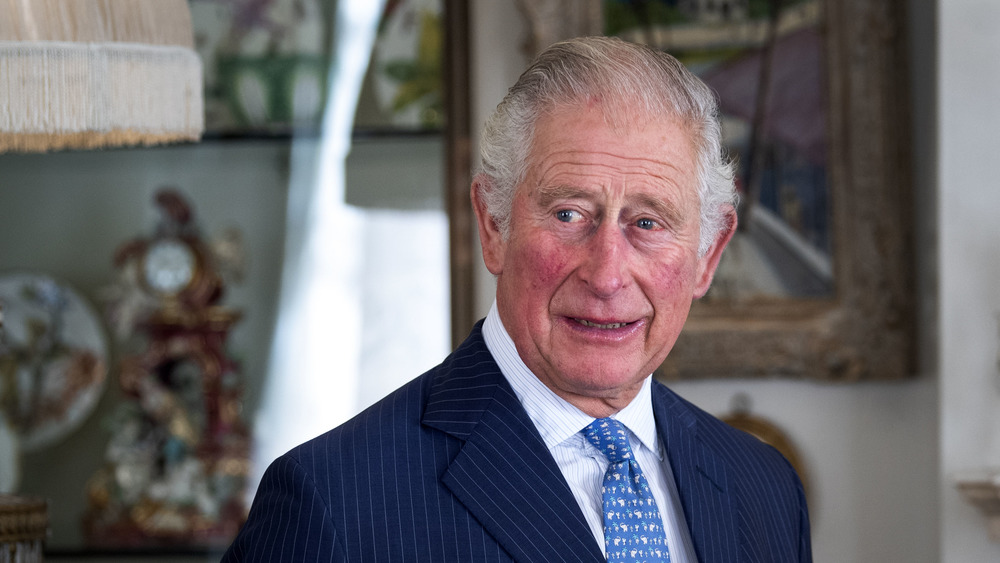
[583,418,634,463]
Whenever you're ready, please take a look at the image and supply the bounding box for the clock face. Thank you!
[143,238,197,295]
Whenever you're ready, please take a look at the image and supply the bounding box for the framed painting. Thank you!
[189,0,336,136]
[189,0,443,137]
[445,0,915,381]
[354,0,445,134]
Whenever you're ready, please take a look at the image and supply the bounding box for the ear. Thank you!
[470,174,506,275]
[693,206,737,299]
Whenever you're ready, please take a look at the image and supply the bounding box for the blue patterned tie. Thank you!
[583,418,670,562]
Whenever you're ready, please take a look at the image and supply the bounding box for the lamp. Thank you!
[0,0,204,153]
[0,495,47,562]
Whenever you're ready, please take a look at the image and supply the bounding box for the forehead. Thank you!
[526,102,699,193]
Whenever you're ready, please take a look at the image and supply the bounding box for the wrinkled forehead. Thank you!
[530,96,698,160]
[521,102,702,211]
[538,93,695,140]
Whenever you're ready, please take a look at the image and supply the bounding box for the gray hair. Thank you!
[477,36,737,255]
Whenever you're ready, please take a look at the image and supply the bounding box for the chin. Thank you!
[569,369,646,395]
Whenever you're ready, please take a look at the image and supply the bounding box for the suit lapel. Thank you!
[422,328,604,563]
[653,383,740,563]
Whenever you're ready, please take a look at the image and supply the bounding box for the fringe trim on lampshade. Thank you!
[0,0,203,153]
[0,41,203,153]
[0,0,195,46]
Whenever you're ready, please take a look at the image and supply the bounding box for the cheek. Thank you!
[533,251,572,290]
[644,259,698,356]
[646,253,700,302]
[514,239,573,291]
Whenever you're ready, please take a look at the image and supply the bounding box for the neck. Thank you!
[544,380,645,419]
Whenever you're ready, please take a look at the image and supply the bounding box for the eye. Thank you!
[555,209,582,223]
[636,218,658,230]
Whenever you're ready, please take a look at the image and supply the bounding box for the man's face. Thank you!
[473,101,734,416]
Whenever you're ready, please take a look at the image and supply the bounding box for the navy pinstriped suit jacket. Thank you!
[222,322,811,562]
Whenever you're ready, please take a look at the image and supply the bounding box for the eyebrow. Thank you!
[629,192,687,227]
[534,184,591,208]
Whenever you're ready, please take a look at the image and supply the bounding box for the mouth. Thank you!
[573,318,635,330]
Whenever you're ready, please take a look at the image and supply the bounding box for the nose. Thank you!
[579,222,629,298]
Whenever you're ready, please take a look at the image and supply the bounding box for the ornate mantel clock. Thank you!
[84,188,249,550]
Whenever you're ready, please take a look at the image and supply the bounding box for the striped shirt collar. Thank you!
[482,301,661,457]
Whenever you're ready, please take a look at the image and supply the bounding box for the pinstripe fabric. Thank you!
[651,383,813,562]
[221,322,811,562]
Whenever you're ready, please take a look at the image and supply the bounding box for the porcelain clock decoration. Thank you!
[85,187,250,550]
[142,238,197,295]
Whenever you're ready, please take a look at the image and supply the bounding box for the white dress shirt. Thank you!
[482,302,697,562]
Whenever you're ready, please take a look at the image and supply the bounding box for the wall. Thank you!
[469,2,941,561]
[939,0,1000,560]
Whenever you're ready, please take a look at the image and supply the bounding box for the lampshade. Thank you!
[0,0,204,153]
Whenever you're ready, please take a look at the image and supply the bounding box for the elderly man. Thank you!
[222,36,811,563]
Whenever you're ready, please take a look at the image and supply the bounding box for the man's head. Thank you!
[471,36,738,417]
[476,35,737,257]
